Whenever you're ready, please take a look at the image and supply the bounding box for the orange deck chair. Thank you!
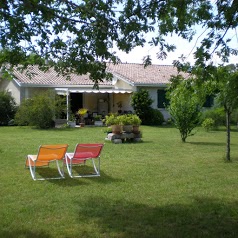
[65,143,104,178]
[25,144,68,181]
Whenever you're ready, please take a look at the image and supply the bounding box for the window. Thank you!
[203,95,214,108]
[157,89,169,108]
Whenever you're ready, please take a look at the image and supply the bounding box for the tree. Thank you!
[167,76,203,142]
[213,65,238,161]
[0,1,237,83]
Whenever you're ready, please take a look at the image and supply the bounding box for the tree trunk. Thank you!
[226,111,231,161]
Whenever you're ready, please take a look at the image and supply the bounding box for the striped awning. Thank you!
[55,88,133,94]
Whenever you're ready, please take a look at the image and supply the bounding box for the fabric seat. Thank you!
[65,143,104,178]
[25,144,68,181]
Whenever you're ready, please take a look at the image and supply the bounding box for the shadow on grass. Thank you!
[210,128,238,133]
[32,167,122,186]
[0,229,51,238]
[188,141,226,146]
[1,196,238,237]
[75,196,238,238]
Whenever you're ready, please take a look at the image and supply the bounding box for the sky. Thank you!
[114,28,238,66]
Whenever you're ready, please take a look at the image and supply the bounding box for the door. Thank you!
[70,93,83,113]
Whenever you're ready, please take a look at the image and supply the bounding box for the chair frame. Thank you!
[65,143,104,178]
[25,144,68,181]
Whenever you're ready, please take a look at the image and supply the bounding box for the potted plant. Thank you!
[105,114,122,134]
[77,108,88,127]
[94,115,103,126]
[120,114,133,133]
[68,114,76,128]
[130,114,141,133]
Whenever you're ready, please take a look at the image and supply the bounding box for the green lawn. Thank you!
[1,126,238,238]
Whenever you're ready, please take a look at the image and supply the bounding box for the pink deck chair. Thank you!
[65,143,104,178]
[25,144,68,181]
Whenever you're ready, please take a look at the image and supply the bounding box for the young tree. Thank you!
[167,76,203,142]
[214,65,238,161]
[0,1,237,82]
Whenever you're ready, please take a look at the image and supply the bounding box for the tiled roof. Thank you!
[107,63,188,85]
[12,65,112,86]
[12,63,188,86]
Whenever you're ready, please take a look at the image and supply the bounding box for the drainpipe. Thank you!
[66,89,69,121]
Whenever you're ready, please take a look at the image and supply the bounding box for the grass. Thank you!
[1,125,238,237]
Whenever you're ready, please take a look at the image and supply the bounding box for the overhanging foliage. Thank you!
[0,0,237,82]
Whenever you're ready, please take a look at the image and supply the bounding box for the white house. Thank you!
[0,63,188,121]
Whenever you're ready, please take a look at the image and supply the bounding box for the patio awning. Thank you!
[55,88,133,94]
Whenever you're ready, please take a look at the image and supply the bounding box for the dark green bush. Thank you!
[145,108,164,125]
[0,90,17,125]
[131,89,155,125]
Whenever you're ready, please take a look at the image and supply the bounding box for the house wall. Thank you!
[1,75,171,121]
[83,92,133,115]
[111,77,135,113]
[111,93,133,113]
[114,78,134,90]
[0,79,21,104]
[21,87,55,103]
[137,86,171,121]
[84,93,109,114]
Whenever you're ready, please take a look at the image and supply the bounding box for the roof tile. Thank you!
[13,66,111,86]
[12,63,188,86]
[107,63,187,85]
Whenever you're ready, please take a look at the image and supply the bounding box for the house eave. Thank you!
[15,83,113,89]
[134,83,168,87]
[110,72,135,86]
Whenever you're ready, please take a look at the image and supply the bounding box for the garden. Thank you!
[1,125,238,237]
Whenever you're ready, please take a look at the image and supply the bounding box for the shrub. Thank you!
[15,91,58,129]
[131,89,153,124]
[201,108,225,127]
[202,118,215,131]
[144,108,164,125]
[0,90,17,125]
[14,98,33,126]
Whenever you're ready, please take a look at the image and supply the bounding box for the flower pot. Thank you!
[79,122,85,127]
[111,125,122,134]
[123,125,133,133]
[132,125,140,134]
[68,121,76,128]
[94,120,103,126]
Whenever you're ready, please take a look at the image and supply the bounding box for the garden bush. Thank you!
[15,91,59,129]
[202,118,215,131]
[0,90,17,126]
[144,108,164,125]
[14,98,33,126]
[201,108,225,127]
[131,89,153,125]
